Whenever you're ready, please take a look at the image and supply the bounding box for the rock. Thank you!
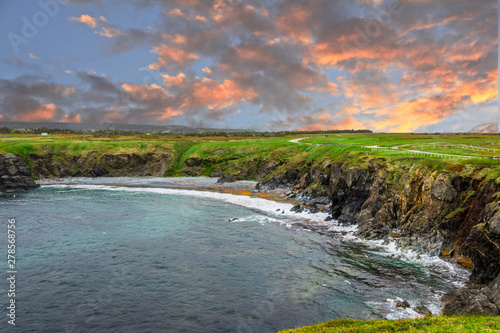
[414,305,432,316]
[291,204,304,213]
[324,216,333,222]
[308,205,320,214]
[431,173,457,202]
[30,152,173,178]
[227,218,239,222]
[0,154,39,192]
[308,197,331,206]
[217,173,237,184]
[395,300,410,308]
[443,274,500,315]
[184,156,203,167]
[488,213,500,237]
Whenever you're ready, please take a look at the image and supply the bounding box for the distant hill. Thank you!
[468,121,498,133]
[0,121,252,134]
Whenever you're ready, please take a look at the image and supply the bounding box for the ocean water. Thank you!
[0,178,469,332]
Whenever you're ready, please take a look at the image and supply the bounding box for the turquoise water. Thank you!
[0,181,468,332]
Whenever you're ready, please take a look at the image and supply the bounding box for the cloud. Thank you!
[2,0,496,131]
[69,14,107,29]
[168,8,185,17]
[62,113,82,123]
[97,27,124,38]
[76,72,121,94]
[149,44,199,69]
[1,95,64,122]
[28,53,40,60]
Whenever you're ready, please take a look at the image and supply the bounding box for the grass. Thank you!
[278,315,500,333]
[301,133,500,148]
[1,133,499,179]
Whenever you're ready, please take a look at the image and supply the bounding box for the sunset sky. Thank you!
[0,0,497,132]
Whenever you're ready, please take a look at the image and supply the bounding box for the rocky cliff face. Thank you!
[258,159,500,315]
[0,153,39,192]
[29,152,174,178]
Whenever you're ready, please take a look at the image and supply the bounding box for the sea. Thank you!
[0,177,469,332]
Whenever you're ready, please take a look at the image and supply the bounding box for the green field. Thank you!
[1,133,499,178]
[278,315,500,333]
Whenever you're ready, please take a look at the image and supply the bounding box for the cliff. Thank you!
[0,153,40,192]
[259,159,500,315]
[29,151,174,178]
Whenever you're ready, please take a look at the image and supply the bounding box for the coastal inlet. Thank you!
[0,178,468,332]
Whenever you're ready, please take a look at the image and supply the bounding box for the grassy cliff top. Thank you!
[1,133,499,180]
[278,315,500,333]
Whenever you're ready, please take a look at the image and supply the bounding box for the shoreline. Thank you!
[38,176,469,320]
[37,176,295,203]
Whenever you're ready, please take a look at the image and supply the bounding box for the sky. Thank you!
[0,0,497,132]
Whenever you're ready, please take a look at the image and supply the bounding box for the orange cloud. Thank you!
[122,83,169,100]
[162,73,186,87]
[195,15,209,23]
[17,103,58,122]
[70,14,107,29]
[28,53,40,60]
[190,78,250,109]
[162,33,187,45]
[276,5,312,43]
[62,114,82,123]
[98,27,124,38]
[370,70,498,132]
[155,107,182,121]
[168,8,185,17]
[149,45,199,69]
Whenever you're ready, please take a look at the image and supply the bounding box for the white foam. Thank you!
[44,184,330,224]
[320,220,470,288]
[366,239,470,288]
[317,220,470,320]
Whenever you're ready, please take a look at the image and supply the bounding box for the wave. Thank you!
[44,184,330,223]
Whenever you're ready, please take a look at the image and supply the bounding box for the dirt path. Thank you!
[288,137,308,143]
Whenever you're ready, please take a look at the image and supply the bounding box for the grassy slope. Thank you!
[1,133,499,180]
[278,316,500,333]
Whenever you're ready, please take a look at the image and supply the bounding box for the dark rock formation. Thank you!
[29,152,173,178]
[443,275,500,315]
[216,173,237,184]
[414,305,432,317]
[395,300,410,308]
[0,153,39,192]
[291,204,304,213]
